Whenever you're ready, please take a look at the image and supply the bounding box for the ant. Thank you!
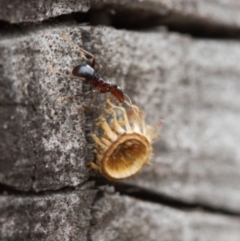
[48,32,126,104]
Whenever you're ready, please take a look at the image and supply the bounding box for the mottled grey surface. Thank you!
[0,0,89,23]
[92,0,240,27]
[116,30,240,213]
[1,25,240,210]
[0,189,96,241]
[1,0,240,239]
[0,28,91,191]
[1,0,240,30]
[38,26,240,212]
[91,192,240,241]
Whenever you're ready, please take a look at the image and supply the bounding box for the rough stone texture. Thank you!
[0,0,89,23]
[84,27,240,213]
[58,26,240,213]
[1,0,240,238]
[0,189,96,241]
[1,0,240,33]
[31,25,240,213]
[168,0,240,27]
[1,25,240,212]
[118,29,240,213]
[0,28,92,191]
[90,192,240,241]
[92,0,240,28]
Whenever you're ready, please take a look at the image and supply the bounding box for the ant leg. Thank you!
[48,65,84,80]
[62,31,96,68]
[81,92,99,110]
[56,88,99,104]
[89,92,99,105]
[95,63,103,76]
[55,94,83,104]
[82,93,103,116]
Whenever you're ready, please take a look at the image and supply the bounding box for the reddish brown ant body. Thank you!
[72,62,124,103]
[49,32,125,104]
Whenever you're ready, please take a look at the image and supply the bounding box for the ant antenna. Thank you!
[47,65,83,80]
[62,31,95,66]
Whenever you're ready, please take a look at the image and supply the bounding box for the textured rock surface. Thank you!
[90,192,240,241]
[2,25,240,211]
[0,0,89,23]
[91,0,240,28]
[0,27,91,191]
[1,0,240,32]
[1,0,240,240]
[0,188,96,241]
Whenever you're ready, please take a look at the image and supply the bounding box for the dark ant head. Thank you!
[111,85,124,103]
[72,64,95,80]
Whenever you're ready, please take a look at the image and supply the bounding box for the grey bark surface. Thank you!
[90,192,240,241]
[0,29,91,191]
[1,0,240,240]
[0,188,96,241]
[1,0,240,32]
[92,0,240,29]
[0,0,89,23]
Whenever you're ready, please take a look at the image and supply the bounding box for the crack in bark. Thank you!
[0,182,93,196]
[88,177,240,217]
[1,7,240,39]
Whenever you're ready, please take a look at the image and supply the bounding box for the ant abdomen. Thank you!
[111,85,124,103]
[72,64,95,79]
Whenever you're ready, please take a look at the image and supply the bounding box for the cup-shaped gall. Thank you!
[90,99,163,180]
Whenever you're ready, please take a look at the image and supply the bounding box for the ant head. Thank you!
[72,64,95,80]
